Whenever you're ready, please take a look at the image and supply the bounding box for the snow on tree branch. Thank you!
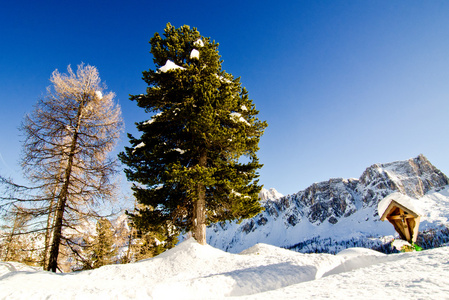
[158,60,186,73]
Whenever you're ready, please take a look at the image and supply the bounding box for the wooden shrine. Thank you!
[379,193,421,243]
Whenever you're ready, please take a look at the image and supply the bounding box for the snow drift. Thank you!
[1,238,448,299]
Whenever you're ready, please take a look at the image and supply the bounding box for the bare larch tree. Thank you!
[18,64,123,272]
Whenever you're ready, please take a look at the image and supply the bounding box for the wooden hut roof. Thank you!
[378,192,421,221]
[378,192,422,243]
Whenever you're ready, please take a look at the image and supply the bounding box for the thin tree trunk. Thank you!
[3,213,19,261]
[43,194,56,269]
[47,191,68,272]
[47,100,85,272]
[193,151,207,245]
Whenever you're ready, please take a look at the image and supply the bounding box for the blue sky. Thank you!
[1,1,449,197]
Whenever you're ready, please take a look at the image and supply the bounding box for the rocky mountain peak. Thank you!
[208,155,449,253]
[259,188,283,202]
[358,154,449,206]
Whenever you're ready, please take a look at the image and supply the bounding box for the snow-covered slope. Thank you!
[1,238,448,299]
[208,155,449,253]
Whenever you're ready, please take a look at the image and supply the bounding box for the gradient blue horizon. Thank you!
[1,1,449,197]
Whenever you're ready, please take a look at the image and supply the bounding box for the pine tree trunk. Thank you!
[193,183,207,245]
[47,100,84,272]
[193,151,207,245]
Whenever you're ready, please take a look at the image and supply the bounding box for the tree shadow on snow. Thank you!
[151,262,318,298]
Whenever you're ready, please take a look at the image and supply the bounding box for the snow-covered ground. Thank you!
[1,238,448,299]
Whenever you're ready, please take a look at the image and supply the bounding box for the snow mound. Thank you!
[1,239,449,299]
[336,247,385,257]
[239,243,295,256]
[322,247,391,277]
[156,237,227,261]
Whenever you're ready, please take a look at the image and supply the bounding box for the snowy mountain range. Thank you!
[207,154,449,253]
[5,154,447,271]
[71,154,448,257]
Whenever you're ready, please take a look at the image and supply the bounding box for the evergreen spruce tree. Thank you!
[90,218,116,269]
[119,23,267,245]
[130,231,172,262]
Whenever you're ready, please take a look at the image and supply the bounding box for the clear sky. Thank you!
[1,0,449,197]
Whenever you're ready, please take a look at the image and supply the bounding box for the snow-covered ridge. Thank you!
[208,154,449,253]
[1,238,448,299]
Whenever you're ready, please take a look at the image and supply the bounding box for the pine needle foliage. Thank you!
[119,23,267,244]
[89,218,117,269]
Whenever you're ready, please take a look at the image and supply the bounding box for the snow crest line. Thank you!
[1,240,449,299]
[321,249,407,278]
